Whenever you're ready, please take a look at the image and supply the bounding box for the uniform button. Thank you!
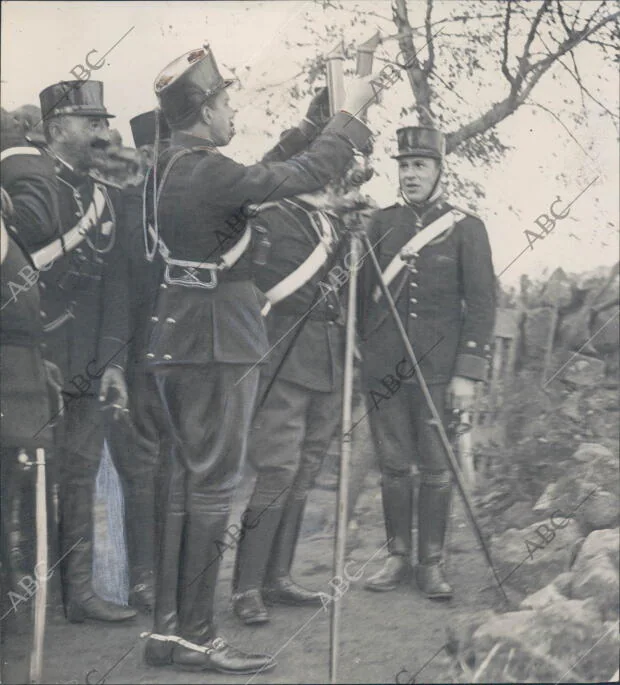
[410,268,418,274]
[165,317,176,324]
[410,298,417,304]
[40,310,47,318]
[410,282,418,288]
[151,316,159,322]
[146,353,155,359]
[163,354,172,360]
[409,312,417,319]
[160,283,168,289]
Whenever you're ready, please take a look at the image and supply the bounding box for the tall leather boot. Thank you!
[415,472,453,599]
[143,453,186,667]
[172,495,275,674]
[232,506,284,624]
[364,472,413,592]
[61,473,136,623]
[2,462,35,635]
[263,497,323,606]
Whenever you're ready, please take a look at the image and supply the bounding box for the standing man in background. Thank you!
[232,172,348,625]
[359,126,495,599]
[103,111,171,614]
[0,81,135,623]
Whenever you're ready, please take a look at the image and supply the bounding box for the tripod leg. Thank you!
[329,232,362,683]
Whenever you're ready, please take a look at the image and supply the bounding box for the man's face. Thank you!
[50,115,111,171]
[398,156,440,204]
[205,89,236,146]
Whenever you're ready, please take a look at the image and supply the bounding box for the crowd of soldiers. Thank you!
[0,43,495,676]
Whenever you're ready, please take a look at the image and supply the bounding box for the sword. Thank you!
[16,449,49,684]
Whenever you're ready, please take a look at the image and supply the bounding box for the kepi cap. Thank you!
[130,110,171,148]
[392,126,444,160]
[154,44,234,128]
[39,81,114,120]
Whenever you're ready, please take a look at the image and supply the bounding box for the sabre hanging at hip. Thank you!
[28,447,49,685]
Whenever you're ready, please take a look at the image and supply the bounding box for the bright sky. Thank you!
[2,0,618,284]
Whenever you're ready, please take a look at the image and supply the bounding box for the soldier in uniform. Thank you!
[359,126,495,599]
[231,164,352,624]
[0,188,60,647]
[103,111,171,614]
[142,44,377,674]
[0,81,135,623]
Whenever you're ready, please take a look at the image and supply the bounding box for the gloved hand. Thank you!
[99,365,128,419]
[342,74,384,118]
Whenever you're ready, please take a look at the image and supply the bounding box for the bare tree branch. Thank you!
[501,0,516,88]
[424,0,435,75]
[391,0,434,122]
[556,0,574,37]
[522,0,552,63]
[447,7,620,154]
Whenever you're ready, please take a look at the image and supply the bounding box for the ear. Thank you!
[47,118,66,142]
[199,103,212,125]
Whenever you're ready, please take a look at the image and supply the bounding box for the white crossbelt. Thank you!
[260,209,334,316]
[372,209,465,302]
[1,146,42,162]
[30,186,107,270]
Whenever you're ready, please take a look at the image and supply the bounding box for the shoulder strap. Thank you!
[372,209,466,302]
[30,185,107,270]
[0,146,42,162]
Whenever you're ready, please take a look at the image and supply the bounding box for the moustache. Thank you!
[90,140,110,151]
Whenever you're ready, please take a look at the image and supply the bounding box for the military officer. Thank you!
[0,81,135,623]
[103,111,171,614]
[231,174,349,624]
[0,188,59,641]
[359,126,495,599]
[142,44,378,674]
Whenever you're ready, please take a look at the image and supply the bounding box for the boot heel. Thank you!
[66,601,86,623]
[144,640,174,667]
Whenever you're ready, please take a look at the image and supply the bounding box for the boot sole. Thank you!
[174,660,277,675]
[423,591,453,600]
[363,583,400,592]
[263,595,323,607]
[236,613,270,625]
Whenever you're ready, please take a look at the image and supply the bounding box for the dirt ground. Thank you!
[2,469,499,685]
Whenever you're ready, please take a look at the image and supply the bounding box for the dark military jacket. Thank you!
[359,198,495,386]
[0,233,53,448]
[146,111,371,367]
[1,146,128,388]
[253,197,344,392]
[121,181,164,377]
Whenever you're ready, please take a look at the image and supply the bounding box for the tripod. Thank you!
[256,206,508,684]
